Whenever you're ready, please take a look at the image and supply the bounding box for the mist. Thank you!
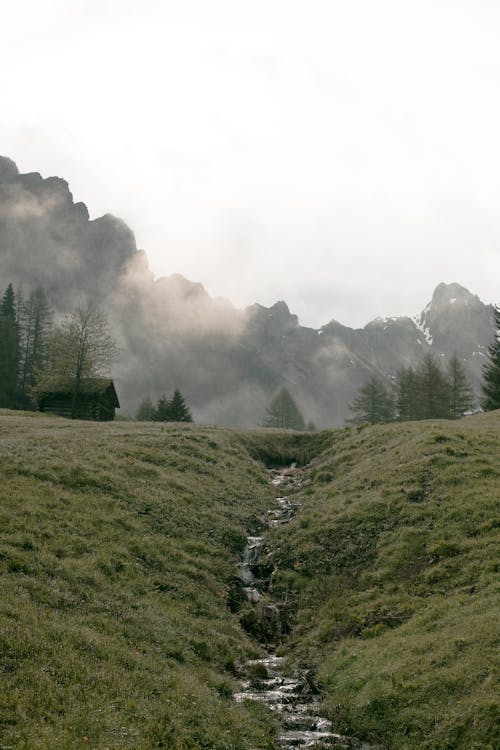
[2,2,500,329]
[0,157,495,426]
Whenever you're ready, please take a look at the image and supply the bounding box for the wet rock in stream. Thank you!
[233,466,380,750]
[235,655,355,749]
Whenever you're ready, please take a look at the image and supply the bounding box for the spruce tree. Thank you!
[19,287,52,405]
[0,283,20,407]
[153,394,171,422]
[152,390,193,422]
[349,377,395,425]
[168,389,193,422]
[481,304,500,411]
[448,355,474,418]
[136,396,156,421]
[416,353,452,420]
[263,388,305,430]
[396,367,419,421]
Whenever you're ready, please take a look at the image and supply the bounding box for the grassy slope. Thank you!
[268,411,500,750]
[1,412,498,749]
[0,415,280,750]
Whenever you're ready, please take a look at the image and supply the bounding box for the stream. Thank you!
[233,466,377,750]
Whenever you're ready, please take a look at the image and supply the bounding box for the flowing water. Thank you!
[234,466,377,749]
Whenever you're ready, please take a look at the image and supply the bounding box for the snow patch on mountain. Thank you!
[413,312,433,346]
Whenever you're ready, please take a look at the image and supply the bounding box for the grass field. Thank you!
[0,410,498,749]
[267,411,500,750]
[0,413,281,749]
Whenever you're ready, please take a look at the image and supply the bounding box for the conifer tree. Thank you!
[136,396,156,421]
[152,390,193,422]
[154,394,172,422]
[349,377,395,425]
[396,367,419,421]
[168,389,193,422]
[0,283,20,407]
[19,287,52,404]
[416,353,452,419]
[263,387,305,430]
[448,355,474,418]
[481,304,500,411]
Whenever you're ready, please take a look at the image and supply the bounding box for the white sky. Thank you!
[1,0,499,327]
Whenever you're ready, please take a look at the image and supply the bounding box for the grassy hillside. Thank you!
[1,411,498,749]
[0,414,281,749]
[267,411,500,750]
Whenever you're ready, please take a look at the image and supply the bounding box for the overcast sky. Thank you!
[1,0,499,327]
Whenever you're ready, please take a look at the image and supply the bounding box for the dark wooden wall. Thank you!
[39,392,116,421]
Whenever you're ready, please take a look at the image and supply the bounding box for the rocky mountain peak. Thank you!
[246,300,299,337]
[0,157,138,310]
[0,156,19,179]
[415,282,492,357]
[269,300,297,324]
[429,282,478,311]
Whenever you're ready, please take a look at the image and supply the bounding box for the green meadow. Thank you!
[0,410,499,749]
[268,411,500,750]
[0,413,280,749]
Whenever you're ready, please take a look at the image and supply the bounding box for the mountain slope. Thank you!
[0,413,281,749]
[0,411,498,749]
[267,410,500,749]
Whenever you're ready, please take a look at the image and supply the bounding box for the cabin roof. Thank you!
[39,379,120,408]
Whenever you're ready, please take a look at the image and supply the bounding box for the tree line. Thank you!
[261,305,500,430]
[349,353,474,425]
[0,282,117,417]
[349,306,500,425]
[136,391,193,422]
[0,283,53,409]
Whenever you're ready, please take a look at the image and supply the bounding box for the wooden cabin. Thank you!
[38,380,120,421]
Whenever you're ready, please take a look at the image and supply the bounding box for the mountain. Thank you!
[0,156,136,310]
[0,156,495,426]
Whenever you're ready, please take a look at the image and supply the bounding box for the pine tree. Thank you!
[448,355,474,418]
[136,396,156,421]
[168,389,193,422]
[0,283,20,407]
[263,388,305,430]
[152,391,193,422]
[154,394,172,422]
[396,367,419,421]
[349,377,395,425]
[2,284,16,319]
[416,354,452,420]
[481,304,500,411]
[19,287,52,405]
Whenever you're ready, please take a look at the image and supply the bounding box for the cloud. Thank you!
[1,2,499,327]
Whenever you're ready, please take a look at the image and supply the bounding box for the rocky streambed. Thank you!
[233,466,378,750]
